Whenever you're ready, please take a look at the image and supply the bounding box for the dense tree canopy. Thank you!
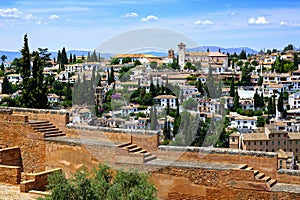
[41,164,157,200]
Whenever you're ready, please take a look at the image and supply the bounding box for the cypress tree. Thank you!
[233,89,240,111]
[20,34,32,107]
[73,54,76,63]
[69,53,73,63]
[277,91,284,112]
[229,76,235,97]
[2,76,11,94]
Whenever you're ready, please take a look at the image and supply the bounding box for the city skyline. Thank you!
[0,0,300,51]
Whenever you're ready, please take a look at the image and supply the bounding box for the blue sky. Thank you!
[1,0,300,52]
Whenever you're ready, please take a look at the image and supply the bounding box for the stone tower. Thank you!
[178,42,186,69]
[168,49,175,59]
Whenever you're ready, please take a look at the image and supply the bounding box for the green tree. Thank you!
[2,76,12,94]
[150,105,158,130]
[229,76,235,97]
[293,53,299,71]
[134,60,141,66]
[257,116,265,127]
[69,53,73,63]
[277,90,284,113]
[233,90,240,110]
[123,57,131,64]
[43,164,157,200]
[283,44,294,52]
[239,50,247,59]
[182,98,198,110]
[19,34,32,107]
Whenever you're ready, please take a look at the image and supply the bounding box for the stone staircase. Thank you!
[117,142,157,163]
[29,120,65,138]
[240,164,277,187]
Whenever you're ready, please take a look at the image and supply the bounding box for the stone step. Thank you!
[240,164,248,169]
[144,152,152,157]
[128,146,142,153]
[28,190,50,196]
[44,133,65,138]
[28,120,49,125]
[254,170,259,176]
[134,149,147,154]
[245,167,254,171]
[144,155,157,162]
[116,142,132,148]
[268,179,277,187]
[33,124,55,129]
[44,130,63,135]
[262,176,271,182]
[35,127,59,132]
[123,144,137,150]
[255,173,265,179]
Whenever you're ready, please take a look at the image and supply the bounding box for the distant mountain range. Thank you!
[0,46,258,62]
[188,46,258,55]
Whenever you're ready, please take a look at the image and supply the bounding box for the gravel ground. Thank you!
[0,184,41,200]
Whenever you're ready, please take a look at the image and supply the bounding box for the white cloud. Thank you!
[248,16,270,25]
[292,23,300,27]
[36,20,43,25]
[279,21,300,27]
[124,12,138,18]
[0,8,36,20]
[141,15,158,22]
[50,14,59,20]
[194,20,214,25]
[280,21,288,26]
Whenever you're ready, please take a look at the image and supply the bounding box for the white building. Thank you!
[289,92,300,109]
[233,116,257,133]
[7,74,22,85]
[154,95,177,109]
[47,93,60,103]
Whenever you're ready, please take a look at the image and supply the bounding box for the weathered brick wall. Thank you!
[9,107,69,132]
[67,125,159,151]
[277,169,300,184]
[0,165,21,184]
[158,146,278,178]
[0,147,23,168]
[0,121,46,173]
[20,168,61,192]
[153,166,300,200]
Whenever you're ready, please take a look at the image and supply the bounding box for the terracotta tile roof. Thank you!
[154,95,177,99]
[242,133,269,141]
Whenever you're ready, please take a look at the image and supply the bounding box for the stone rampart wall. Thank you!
[0,165,21,184]
[158,146,278,178]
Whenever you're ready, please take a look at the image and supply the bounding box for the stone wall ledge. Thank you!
[6,107,68,115]
[67,124,159,136]
[278,169,300,176]
[159,145,277,158]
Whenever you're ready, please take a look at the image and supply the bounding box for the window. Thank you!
[284,141,286,145]
[266,149,268,152]
[254,141,256,145]
[272,149,274,152]
[248,142,250,145]
[278,141,280,145]
[266,141,269,145]
[232,137,235,142]
[290,141,292,145]
[260,141,262,145]
[296,141,299,145]
[272,141,274,145]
